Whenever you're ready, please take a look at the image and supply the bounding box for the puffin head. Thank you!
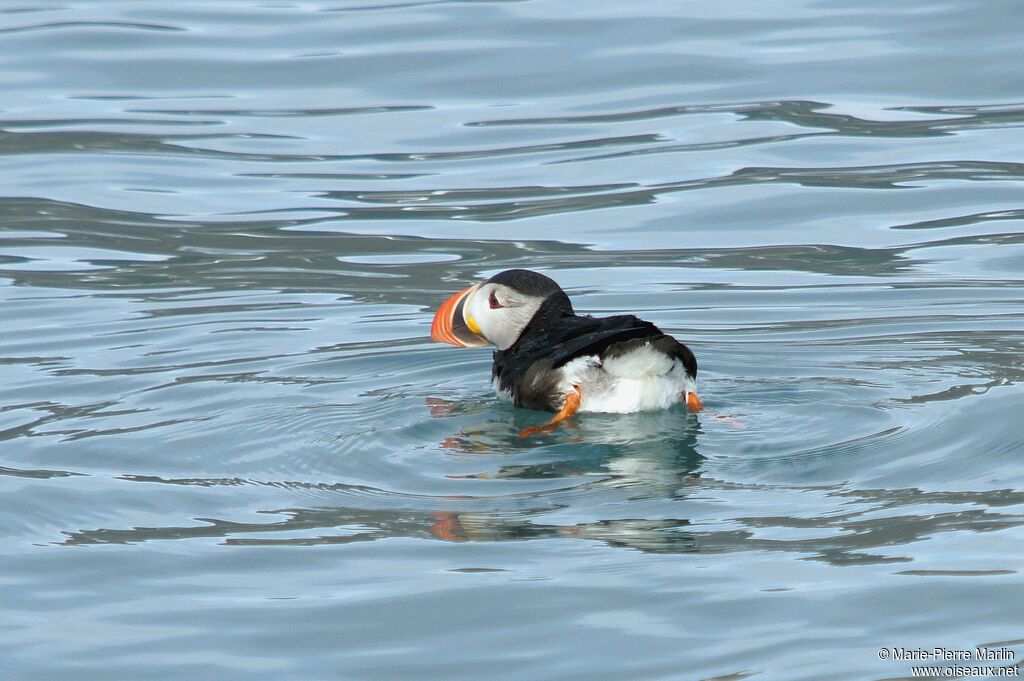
[431,269,568,350]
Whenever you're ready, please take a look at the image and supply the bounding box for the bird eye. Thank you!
[488,291,502,309]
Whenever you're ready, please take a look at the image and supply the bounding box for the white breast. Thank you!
[557,343,696,414]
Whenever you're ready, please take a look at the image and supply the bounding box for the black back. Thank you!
[491,290,697,411]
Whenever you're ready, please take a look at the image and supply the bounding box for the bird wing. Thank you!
[546,315,663,369]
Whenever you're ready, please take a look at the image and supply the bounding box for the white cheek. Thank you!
[464,287,542,350]
[464,293,496,345]
[479,311,518,350]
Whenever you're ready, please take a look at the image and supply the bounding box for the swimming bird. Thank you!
[430,269,702,437]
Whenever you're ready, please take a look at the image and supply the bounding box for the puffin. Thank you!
[430,269,703,437]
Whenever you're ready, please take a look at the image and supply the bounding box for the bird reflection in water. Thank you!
[425,394,706,552]
[430,512,700,553]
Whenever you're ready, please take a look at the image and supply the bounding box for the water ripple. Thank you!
[3,3,1024,678]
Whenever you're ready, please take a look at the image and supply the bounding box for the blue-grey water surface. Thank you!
[2,2,1024,680]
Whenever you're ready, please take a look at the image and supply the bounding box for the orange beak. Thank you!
[430,284,488,347]
[687,392,704,411]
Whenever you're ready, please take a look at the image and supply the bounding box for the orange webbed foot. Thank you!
[683,391,745,428]
[518,386,582,439]
[517,423,553,439]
